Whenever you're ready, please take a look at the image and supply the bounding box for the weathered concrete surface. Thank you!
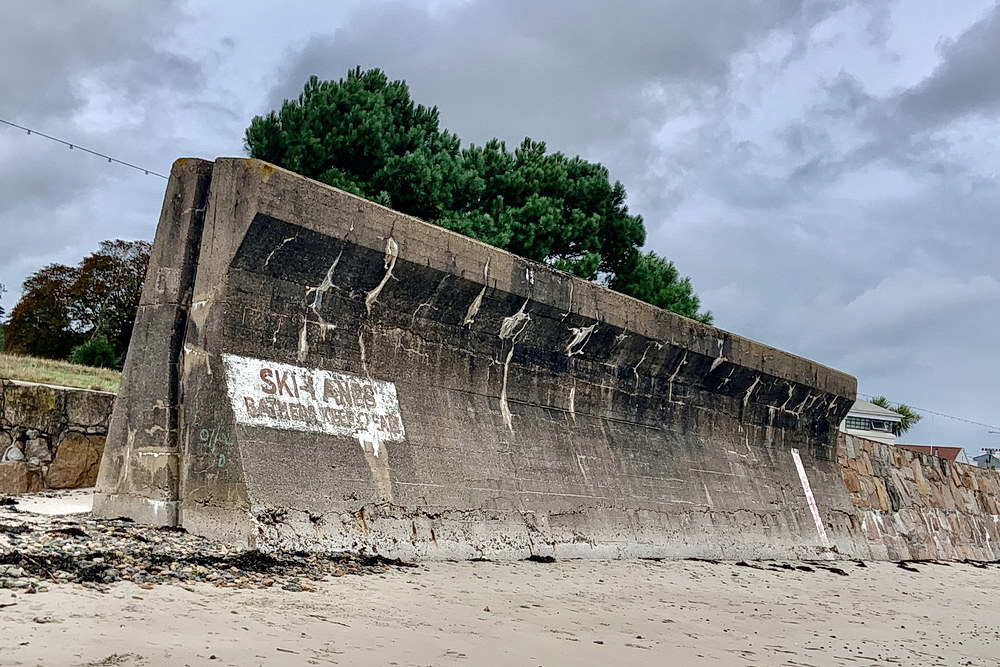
[0,379,113,494]
[96,157,880,559]
[93,158,213,525]
[840,434,1000,560]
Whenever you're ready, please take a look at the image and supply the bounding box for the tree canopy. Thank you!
[3,240,150,363]
[869,396,923,436]
[245,68,710,323]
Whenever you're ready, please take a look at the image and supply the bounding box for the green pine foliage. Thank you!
[246,68,711,322]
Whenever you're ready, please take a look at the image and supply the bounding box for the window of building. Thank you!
[845,416,868,430]
[845,416,896,433]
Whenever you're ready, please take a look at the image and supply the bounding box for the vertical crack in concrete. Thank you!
[365,237,399,314]
[263,234,297,268]
[565,323,597,357]
[463,259,490,327]
[498,300,531,432]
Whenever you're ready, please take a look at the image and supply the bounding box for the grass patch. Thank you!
[0,353,120,393]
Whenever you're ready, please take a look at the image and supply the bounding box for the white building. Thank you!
[839,399,903,445]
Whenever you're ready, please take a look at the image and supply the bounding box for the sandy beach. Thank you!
[1,548,997,666]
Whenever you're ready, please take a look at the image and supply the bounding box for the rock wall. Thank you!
[0,379,114,494]
[840,434,1000,561]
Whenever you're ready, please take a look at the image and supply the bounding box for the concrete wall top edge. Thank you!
[191,157,856,401]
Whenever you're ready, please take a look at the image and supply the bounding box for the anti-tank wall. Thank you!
[97,157,877,560]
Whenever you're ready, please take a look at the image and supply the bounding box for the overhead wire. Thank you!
[0,117,168,179]
[858,392,1000,432]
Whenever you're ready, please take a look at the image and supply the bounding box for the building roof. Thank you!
[895,444,962,461]
[848,399,903,422]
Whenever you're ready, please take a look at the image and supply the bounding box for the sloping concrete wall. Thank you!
[840,434,1000,560]
[96,157,881,559]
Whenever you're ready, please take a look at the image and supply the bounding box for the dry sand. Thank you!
[1,553,997,666]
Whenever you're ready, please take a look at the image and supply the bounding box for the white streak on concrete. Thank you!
[264,235,297,267]
[499,346,516,432]
[463,259,490,327]
[710,356,726,371]
[498,300,531,432]
[667,350,688,402]
[743,375,761,409]
[306,249,344,314]
[365,237,399,314]
[561,280,574,321]
[568,381,577,422]
[358,328,368,375]
[632,342,663,386]
[297,318,309,362]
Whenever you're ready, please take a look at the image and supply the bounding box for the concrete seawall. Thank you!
[93,158,997,560]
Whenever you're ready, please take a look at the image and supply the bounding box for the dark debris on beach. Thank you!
[0,501,413,594]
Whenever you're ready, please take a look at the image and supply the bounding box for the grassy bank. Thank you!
[0,353,120,393]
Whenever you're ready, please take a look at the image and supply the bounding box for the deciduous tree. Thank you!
[2,240,150,363]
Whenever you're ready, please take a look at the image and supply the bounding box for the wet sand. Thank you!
[1,556,997,666]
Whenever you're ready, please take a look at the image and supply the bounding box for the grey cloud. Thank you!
[894,5,1000,126]
[266,0,845,153]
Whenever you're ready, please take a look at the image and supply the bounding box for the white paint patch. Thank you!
[499,300,531,339]
[222,354,405,457]
[365,237,399,314]
[790,448,834,559]
[565,323,597,357]
[463,259,490,326]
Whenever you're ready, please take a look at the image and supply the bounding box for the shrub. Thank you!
[71,336,120,369]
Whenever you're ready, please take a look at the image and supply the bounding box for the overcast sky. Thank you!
[2,0,998,453]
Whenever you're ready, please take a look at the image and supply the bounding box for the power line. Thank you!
[0,117,168,179]
[858,392,1000,432]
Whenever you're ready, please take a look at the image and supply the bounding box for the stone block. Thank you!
[842,469,862,494]
[24,438,52,463]
[2,383,61,433]
[46,433,104,489]
[65,390,115,430]
[0,461,44,495]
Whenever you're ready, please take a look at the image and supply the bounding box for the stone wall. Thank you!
[839,434,1000,561]
[0,379,114,494]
